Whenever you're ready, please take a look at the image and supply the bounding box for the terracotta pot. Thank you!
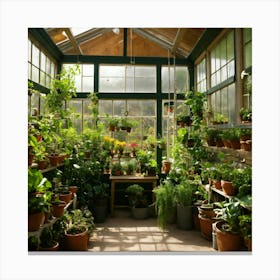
[244,238,252,251]
[221,180,236,196]
[28,212,45,231]
[198,214,216,241]
[59,191,72,204]
[223,140,232,148]
[198,206,216,219]
[215,221,242,251]
[213,180,222,190]
[69,186,78,198]
[37,160,48,170]
[65,229,88,251]
[216,140,224,147]
[39,241,59,251]
[48,155,60,166]
[162,161,172,174]
[245,140,252,151]
[52,201,66,218]
[230,140,241,150]
[207,140,216,147]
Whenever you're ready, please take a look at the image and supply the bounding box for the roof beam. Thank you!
[171,28,187,55]
[133,28,188,58]
[63,28,83,55]
[58,28,111,52]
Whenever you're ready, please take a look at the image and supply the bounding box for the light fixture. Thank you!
[112,28,120,35]
[241,70,249,79]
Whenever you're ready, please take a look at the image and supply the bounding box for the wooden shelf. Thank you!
[205,146,252,165]
[28,194,77,238]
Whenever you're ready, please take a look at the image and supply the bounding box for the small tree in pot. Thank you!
[126,184,149,219]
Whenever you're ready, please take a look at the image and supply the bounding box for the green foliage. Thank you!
[39,227,57,248]
[153,179,176,229]
[46,64,80,114]
[214,199,242,233]
[240,107,252,122]
[28,169,52,193]
[175,179,198,206]
[65,208,95,235]
[239,214,252,240]
[126,184,147,207]
[232,167,252,198]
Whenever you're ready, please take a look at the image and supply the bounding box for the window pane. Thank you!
[31,66,39,83]
[220,38,227,67]
[245,42,252,68]
[40,72,46,86]
[82,76,93,92]
[46,57,51,74]
[161,67,175,93]
[113,100,125,116]
[227,31,234,60]
[28,40,31,62]
[135,77,156,92]
[244,28,252,43]
[142,100,156,116]
[32,44,40,67]
[228,60,235,77]
[40,52,46,71]
[99,100,113,116]
[127,100,141,116]
[82,64,94,76]
[100,65,124,77]
[28,63,31,79]
[221,87,228,116]
[100,77,124,92]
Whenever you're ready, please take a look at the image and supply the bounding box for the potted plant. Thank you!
[240,107,252,123]
[220,164,236,196]
[204,128,219,147]
[107,117,119,131]
[214,199,243,251]
[111,161,123,176]
[46,64,80,115]
[175,179,197,230]
[126,184,149,219]
[39,227,59,251]
[146,159,157,176]
[28,169,52,231]
[88,182,109,223]
[64,209,94,251]
[124,159,137,175]
[239,214,252,251]
[153,179,176,228]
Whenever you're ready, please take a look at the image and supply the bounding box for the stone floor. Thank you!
[88,209,215,253]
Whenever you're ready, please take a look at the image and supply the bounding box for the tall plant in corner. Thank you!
[46,64,80,116]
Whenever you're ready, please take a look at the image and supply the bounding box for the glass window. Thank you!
[244,28,252,68]
[161,66,189,94]
[99,65,156,93]
[210,30,235,87]
[196,58,207,93]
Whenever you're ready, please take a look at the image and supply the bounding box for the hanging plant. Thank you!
[46,64,80,114]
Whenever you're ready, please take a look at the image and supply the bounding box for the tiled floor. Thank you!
[88,209,215,252]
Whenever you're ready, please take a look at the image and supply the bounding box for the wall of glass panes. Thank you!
[98,99,156,147]
[161,66,189,94]
[99,65,156,93]
[63,64,94,92]
[242,28,252,109]
[195,58,207,93]
[195,30,237,124]
[28,39,57,88]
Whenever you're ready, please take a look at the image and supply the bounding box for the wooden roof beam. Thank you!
[171,28,187,55]
[63,28,83,55]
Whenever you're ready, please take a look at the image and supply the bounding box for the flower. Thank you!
[129,142,139,150]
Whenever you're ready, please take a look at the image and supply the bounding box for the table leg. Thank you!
[110,181,115,217]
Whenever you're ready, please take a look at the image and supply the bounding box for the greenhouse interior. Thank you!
[27,27,253,253]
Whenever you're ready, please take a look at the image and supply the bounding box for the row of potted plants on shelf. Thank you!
[204,127,252,151]
[29,208,95,251]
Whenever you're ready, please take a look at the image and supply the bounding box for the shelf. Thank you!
[28,194,77,238]
[205,146,252,165]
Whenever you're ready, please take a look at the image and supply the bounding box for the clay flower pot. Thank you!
[39,241,59,251]
[28,212,45,231]
[51,201,66,218]
[65,227,88,251]
[221,180,236,196]
[59,191,72,204]
[69,186,78,199]
[215,221,242,251]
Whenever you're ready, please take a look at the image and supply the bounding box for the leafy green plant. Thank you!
[28,168,52,193]
[239,214,252,241]
[214,199,242,233]
[175,179,197,206]
[153,179,176,229]
[46,64,80,114]
[39,227,58,248]
[240,107,252,122]
[126,184,147,208]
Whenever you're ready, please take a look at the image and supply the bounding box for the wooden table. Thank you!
[109,175,159,216]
